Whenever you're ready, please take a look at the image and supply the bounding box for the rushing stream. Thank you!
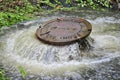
[0,10,120,80]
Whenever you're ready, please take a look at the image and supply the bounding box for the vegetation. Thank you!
[18,66,27,79]
[75,0,109,9]
[0,69,10,80]
[0,0,40,28]
[0,0,116,28]
[0,66,27,80]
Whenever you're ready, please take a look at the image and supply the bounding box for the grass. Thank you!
[0,0,40,28]
[0,0,111,29]
[0,69,10,80]
[18,66,27,79]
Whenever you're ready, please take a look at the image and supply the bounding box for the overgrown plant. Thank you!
[0,12,30,28]
[0,0,38,28]
[75,0,109,9]
[0,69,10,80]
[18,66,27,79]
[0,0,114,28]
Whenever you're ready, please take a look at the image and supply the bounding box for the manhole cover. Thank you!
[36,18,92,44]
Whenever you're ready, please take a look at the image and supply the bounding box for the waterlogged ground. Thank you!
[0,10,120,80]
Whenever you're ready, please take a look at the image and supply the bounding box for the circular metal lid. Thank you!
[36,18,92,44]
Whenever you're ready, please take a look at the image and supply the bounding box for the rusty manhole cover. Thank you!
[36,18,92,45]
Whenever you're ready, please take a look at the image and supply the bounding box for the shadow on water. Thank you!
[0,10,120,80]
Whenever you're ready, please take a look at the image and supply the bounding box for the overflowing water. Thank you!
[0,11,120,80]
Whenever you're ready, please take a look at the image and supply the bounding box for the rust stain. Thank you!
[36,17,92,45]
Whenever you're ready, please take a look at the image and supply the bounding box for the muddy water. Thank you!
[0,11,120,80]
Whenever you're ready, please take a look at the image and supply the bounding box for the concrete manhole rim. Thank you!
[36,17,92,45]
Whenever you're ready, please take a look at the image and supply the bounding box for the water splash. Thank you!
[0,16,120,79]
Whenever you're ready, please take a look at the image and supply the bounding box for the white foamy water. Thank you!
[0,16,120,79]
